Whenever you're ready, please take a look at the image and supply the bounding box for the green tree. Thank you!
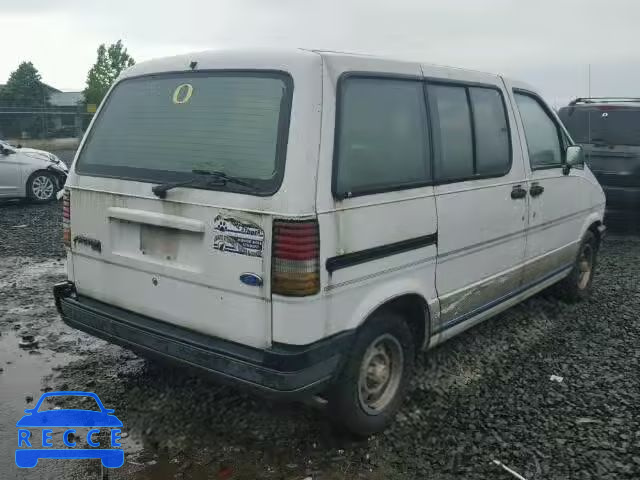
[0,61,49,106]
[83,40,135,106]
[0,61,50,137]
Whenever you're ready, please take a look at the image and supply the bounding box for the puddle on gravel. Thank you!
[0,329,81,479]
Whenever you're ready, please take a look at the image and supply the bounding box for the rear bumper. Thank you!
[53,281,351,398]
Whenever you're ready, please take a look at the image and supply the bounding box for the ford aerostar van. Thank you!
[54,48,606,435]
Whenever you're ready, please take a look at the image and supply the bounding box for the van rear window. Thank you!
[559,107,640,147]
[76,71,293,195]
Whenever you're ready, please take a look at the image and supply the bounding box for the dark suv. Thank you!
[559,98,640,217]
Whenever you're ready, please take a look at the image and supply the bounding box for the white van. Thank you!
[54,48,606,436]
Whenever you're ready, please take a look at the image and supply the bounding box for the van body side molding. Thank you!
[326,233,438,273]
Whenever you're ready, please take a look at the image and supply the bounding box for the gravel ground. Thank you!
[1,191,639,479]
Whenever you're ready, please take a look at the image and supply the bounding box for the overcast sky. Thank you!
[1,0,638,106]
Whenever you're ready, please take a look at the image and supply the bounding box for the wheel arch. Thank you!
[587,220,604,249]
[347,282,433,353]
[580,211,604,249]
[46,165,68,188]
[26,168,54,184]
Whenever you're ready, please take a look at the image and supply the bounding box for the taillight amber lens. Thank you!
[272,219,320,296]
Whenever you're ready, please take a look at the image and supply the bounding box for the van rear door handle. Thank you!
[530,184,545,197]
[511,185,527,199]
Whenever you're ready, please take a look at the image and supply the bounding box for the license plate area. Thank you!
[109,219,203,271]
[140,224,179,261]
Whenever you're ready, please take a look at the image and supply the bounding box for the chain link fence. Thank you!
[0,104,94,141]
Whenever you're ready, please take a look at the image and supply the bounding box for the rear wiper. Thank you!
[151,170,256,199]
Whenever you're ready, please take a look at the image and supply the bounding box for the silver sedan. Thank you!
[0,140,68,202]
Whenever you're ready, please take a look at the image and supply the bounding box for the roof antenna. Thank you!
[190,61,198,70]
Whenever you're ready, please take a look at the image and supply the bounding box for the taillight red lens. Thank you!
[62,189,71,249]
[272,219,320,296]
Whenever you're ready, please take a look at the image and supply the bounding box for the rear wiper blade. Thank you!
[191,169,258,190]
[152,170,256,199]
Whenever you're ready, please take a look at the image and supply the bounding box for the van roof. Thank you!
[313,49,491,72]
[119,47,520,86]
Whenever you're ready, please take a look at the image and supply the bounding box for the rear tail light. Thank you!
[272,219,320,296]
[62,189,71,249]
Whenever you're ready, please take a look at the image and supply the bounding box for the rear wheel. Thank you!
[326,311,415,437]
[557,230,598,302]
[27,171,57,203]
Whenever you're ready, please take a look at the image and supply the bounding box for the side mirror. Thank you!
[563,145,584,175]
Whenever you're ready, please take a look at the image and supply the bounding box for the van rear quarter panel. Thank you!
[272,53,438,346]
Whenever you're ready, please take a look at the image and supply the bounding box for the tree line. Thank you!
[0,40,134,138]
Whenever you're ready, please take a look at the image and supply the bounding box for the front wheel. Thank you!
[27,171,57,203]
[326,311,415,437]
[557,230,598,302]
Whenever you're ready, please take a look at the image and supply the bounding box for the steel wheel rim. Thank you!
[577,244,593,290]
[358,333,404,414]
[32,175,54,200]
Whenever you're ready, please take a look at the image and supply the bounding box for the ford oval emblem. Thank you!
[239,273,263,287]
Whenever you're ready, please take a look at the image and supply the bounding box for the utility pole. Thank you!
[587,64,592,143]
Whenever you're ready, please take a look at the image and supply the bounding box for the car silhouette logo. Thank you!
[15,391,124,468]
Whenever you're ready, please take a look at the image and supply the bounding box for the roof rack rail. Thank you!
[569,97,640,106]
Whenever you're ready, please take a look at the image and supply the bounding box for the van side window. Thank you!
[334,77,431,197]
[469,87,510,176]
[429,84,511,182]
[514,92,563,169]
[430,85,474,180]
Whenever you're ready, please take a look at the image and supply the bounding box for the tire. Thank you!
[326,310,415,437]
[557,230,598,303]
[27,171,58,203]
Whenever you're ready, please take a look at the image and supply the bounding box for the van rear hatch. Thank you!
[559,105,640,188]
[67,70,295,349]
